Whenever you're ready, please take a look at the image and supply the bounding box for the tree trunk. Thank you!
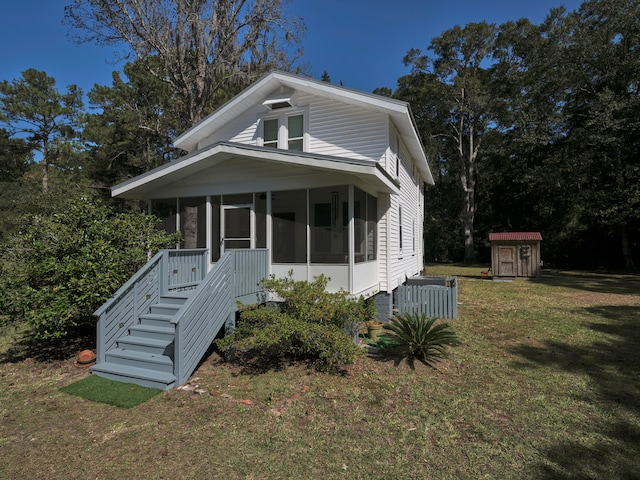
[42,140,49,192]
[457,101,477,263]
[620,224,635,271]
[462,189,475,262]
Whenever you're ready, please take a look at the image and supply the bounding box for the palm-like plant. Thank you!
[384,312,461,368]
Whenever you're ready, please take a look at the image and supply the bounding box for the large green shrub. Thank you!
[216,274,372,371]
[0,196,180,339]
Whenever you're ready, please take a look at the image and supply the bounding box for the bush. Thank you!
[216,274,371,371]
[383,312,461,368]
[0,195,180,339]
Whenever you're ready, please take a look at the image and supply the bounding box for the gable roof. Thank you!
[489,232,543,242]
[173,70,434,185]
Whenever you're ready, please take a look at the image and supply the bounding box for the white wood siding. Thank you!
[184,91,425,294]
[298,92,388,161]
[197,91,388,162]
[198,104,263,150]
[377,193,390,293]
[388,134,422,290]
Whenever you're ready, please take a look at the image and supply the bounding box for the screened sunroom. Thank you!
[151,185,379,295]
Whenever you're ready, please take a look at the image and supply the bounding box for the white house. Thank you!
[112,70,433,314]
[91,71,434,389]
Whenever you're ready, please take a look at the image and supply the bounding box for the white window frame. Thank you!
[398,204,403,258]
[258,107,309,151]
[394,129,401,179]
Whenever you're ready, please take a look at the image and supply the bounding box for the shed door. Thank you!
[498,246,516,276]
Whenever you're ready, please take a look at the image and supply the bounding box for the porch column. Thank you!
[206,195,212,270]
[348,185,354,293]
[266,191,272,274]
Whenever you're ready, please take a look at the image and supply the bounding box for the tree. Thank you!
[65,0,305,125]
[490,1,640,269]
[320,70,331,82]
[84,57,185,188]
[0,195,180,339]
[401,22,498,261]
[0,69,83,192]
[0,128,32,182]
[560,0,640,270]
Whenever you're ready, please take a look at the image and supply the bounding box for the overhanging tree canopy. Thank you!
[64,0,306,125]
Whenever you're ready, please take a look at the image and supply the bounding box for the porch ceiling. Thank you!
[112,142,400,200]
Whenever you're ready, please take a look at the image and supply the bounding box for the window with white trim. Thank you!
[398,204,403,256]
[263,118,278,148]
[394,132,400,178]
[287,114,304,151]
[260,112,305,152]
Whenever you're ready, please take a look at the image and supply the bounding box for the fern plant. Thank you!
[384,312,461,368]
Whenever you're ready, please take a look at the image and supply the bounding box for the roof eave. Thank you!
[111,142,401,200]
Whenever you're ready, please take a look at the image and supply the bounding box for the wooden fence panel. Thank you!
[397,279,458,319]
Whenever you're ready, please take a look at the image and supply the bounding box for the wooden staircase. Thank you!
[91,292,191,390]
[90,249,269,391]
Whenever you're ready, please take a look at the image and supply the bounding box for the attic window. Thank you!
[263,92,296,110]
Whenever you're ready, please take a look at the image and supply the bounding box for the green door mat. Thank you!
[61,375,162,408]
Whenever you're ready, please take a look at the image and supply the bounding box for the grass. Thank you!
[1,265,639,479]
[60,374,162,408]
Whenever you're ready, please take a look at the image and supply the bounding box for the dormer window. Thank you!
[287,115,303,151]
[259,109,307,152]
[263,118,278,148]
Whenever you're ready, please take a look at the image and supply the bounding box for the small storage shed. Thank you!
[489,232,542,279]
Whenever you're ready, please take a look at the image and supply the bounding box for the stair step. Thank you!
[117,336,174,355]
[139,312,175,327]
[160,293,193,305]
[149,303,182,316]
[91,363,176,390]
[105,348,174,373]
[129,324,175,341]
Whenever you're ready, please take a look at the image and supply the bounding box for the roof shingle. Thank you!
[489,232,542,241]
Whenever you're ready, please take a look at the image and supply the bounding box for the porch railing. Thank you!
[173,249,269,385]
[94,249,208,363]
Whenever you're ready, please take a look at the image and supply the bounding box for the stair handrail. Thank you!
[173,249,269,385]
[94,250,165,363]
[173,251,234,385]
[94,248,209,364]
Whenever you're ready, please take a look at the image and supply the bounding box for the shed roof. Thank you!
[489,232,543,241]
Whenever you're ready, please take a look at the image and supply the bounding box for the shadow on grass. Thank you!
[510,305,640,479]
[0,323,95,364]
[539,269,640,296]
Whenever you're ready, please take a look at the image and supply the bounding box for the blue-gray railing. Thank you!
[173,249,269,385]
[94,249,208,363]
[397,276,458,319]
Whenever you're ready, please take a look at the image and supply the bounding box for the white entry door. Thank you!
[221,204,254,257]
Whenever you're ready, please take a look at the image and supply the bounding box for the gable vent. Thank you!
[263,90,296,110]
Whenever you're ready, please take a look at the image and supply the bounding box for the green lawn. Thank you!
[1,265,639,479]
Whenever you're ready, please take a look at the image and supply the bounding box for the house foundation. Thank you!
[374,291,393,322]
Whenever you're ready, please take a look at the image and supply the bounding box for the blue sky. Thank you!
[1,0,583,100]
